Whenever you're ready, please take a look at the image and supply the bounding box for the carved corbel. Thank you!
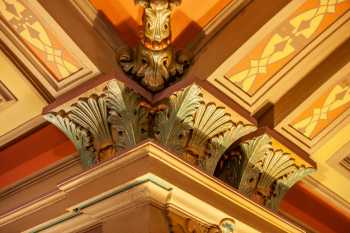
[214,134,315,210]
[118,0,191,92]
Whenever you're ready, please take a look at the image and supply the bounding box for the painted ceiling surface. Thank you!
[225,0,348,95]
[89,0,234,47]
[0,0,81,81]
[0,0,349,226]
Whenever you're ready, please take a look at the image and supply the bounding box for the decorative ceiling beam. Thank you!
[117,0,191,92]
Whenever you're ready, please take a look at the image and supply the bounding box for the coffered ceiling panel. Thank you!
[0,49,46,141]
[290,74,349,140]
[208,0,350,112]
[276,63,350,153]
[309,121,350,203]
[0,0,99,99]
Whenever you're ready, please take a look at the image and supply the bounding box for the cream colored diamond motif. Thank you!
[54,55,65,66]
[47,54,54,62]
[45,46,53,55]
[249,66,259,76]
[258,66,267,73]
[318,6,327,14]
[250,58,268,74]
[45,46,63,63]
[320,107,329,120]
[326,5,335,13]
[313,107,328,120]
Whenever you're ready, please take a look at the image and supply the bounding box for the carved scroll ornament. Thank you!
[167,212,235,233]
[118,0,191,92]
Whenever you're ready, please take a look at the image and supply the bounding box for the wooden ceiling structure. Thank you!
[0,0,349,232]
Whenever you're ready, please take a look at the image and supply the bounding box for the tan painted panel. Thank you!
[291,76,350,139]
[0,49,46,136]
[310,122,350,203]
[208,0,350,112]
[0,0,99,98]
[225,0,349,95]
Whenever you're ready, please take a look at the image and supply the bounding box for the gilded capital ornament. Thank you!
[212,134,315,210]
[118,0,191,92]
[44,79,314,211]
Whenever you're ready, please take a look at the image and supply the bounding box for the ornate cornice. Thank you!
[117,0,191,92]
[44,79,314,211]
[45,79,255,168]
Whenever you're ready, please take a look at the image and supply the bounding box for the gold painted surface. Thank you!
[225,0,349,95]
[291,76,350,139]
[271,138,312,167]
[0,49,46,136]
[0,0,81,81]
[89,0,234,46]
[310,122,350,203]
[117,0,191,92]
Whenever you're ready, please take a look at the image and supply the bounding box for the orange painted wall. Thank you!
[281,182,350,233]
[89,0,234,48]
[0,125,75,188]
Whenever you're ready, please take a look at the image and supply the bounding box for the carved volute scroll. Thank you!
[118,0,191,92]
[167,211,235,233]
[213,134,315,210]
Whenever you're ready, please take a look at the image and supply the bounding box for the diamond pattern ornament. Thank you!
[225,0,349,95]
[292,81,350,138]
[0,0,81,80]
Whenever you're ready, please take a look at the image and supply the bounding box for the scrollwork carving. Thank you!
[167,212,221,233]
[69,95,114,161]
[45,80,149,167]
[153,84,256,166]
